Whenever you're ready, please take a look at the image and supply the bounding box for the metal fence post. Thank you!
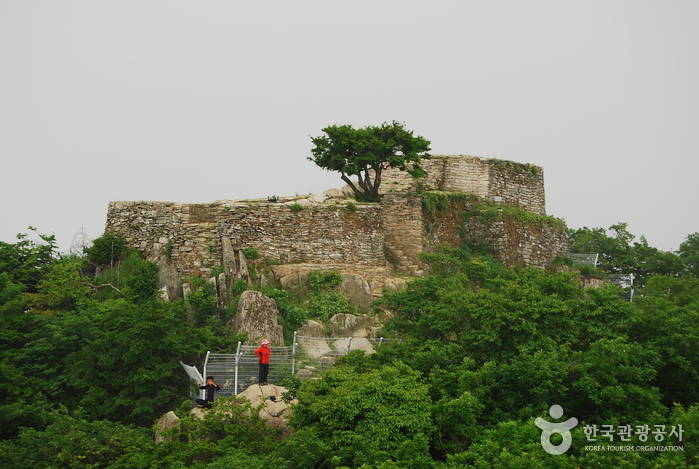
[292,331,298,375]
[201,351,211,400]
[234,342,242,395]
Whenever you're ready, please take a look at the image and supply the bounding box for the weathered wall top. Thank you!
[105,155,566,298]
[381,155,546,215]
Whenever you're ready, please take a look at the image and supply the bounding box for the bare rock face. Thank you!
[155,411,180,443]
[339,274,374,310]
[157,385,295,442]
[279,271,309,291]
[229,291,284,345]
[339,184,355,198]
[332,337,375,354]
[237,383,295,439]
[298,319,325,338]
[156,257,180,301]
[330,313,373,338]
[238,250,250,284]
[297,320,332,358]
[221,236,238,280]
[322,188,342,199]
[576,275,606,289]
[383,277,407,293]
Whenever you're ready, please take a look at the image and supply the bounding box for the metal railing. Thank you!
[569,253,599,267]
[182,333,402,398]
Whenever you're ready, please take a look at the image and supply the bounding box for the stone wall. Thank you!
[105,155,565,298]
[464,217,568,268]
[381,155,545,215]
[380,192,425,275]
[106,200,386,282]
[418,195,568,270]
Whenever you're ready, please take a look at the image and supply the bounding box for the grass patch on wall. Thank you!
[421,192,479,213]
[489,159,539,176]
[465,202,565,230]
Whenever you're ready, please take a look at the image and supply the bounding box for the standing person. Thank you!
[196,376,220,409]
[254,339,271,385]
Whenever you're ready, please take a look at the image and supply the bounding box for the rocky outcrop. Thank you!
[297,320,332,358]
[155,411,180,443]
[155,384,295,442]
[339,274,374,310]
[383,277,407,293]
[221,236,237,281]
[333,336,375,354]
[298,319,326,338]
[237,383,295,439]
[330,313,373,338]
[229,291,284,345]
[279,270,309,291]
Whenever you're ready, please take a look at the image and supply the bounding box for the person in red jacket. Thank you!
[254,339,271,385]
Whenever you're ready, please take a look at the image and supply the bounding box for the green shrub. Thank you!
[164,239,173,259]
[84,232,127,265]
[263,288,308,344]
[578,264,607,279]
[188,281,217,325]
[91,249,159,303]
[232,278,248,296]
[308,291,356,323]
[242,247,260,259]
[309,270,343,291]
[121,251,159,303]
[290,203,304,212]
[209,265,225,278]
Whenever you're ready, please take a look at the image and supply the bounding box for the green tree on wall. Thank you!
[308,121,431,201]
[679,232,699,276]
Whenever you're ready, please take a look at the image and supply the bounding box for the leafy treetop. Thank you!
[308,121,431,201]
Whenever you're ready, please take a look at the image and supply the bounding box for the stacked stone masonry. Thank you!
[381,155,545,215]
[105,155,567,298]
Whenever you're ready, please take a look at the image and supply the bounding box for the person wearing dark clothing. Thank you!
[196,376,220,409]
[254,339,271,385]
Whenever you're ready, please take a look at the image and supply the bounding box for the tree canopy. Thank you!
[567,222,686,287]
[308,121,431,201]
[2,227,699,468]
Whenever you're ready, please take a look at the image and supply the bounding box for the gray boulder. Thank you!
[229,291,284,345]
[237,383,296,440]
[297,320,332,358]
[330,313,373,338]
[339,274,374,310]
[280,271,309,291]
[155,411,179,443]
[221,236,238,280]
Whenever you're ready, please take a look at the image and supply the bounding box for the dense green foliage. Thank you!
[84,231,128,266]
[679,232,699,277]
[308,121,431,201]
[1,228,698,467]
[568,222,687,287]
[0,231,235,440]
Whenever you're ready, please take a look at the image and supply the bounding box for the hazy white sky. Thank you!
[1,1,697,253]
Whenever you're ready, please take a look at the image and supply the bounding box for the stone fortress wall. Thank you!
[380,155,546,215]
[105,155,567,299]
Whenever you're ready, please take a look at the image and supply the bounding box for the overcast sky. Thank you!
[1,1,697,254]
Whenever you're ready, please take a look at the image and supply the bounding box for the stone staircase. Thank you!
[384,241,424,277]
